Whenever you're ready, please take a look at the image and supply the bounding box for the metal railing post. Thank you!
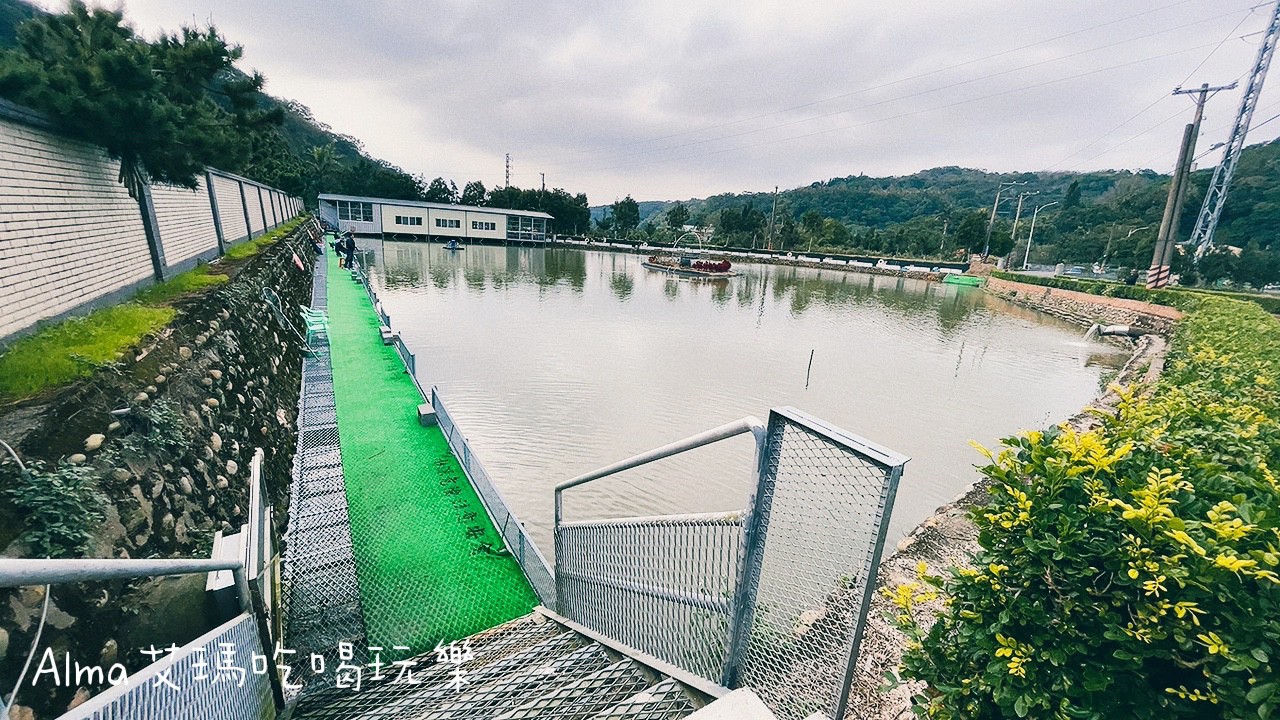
[832,462,904,720]
[721,420,774,687]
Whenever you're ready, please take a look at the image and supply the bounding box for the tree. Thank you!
[460,180,487,206]
[1231,244,1280,289]
[1064,179,1082,208]
[423,176,459,204]
[666,202,690,229]
[800,210,824,239]
[954,210,989,253]
[0,1,272,198]
[611,195,640,233]
[1197,247,1238,285]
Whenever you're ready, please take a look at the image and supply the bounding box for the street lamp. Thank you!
[1102,226,1151,270]
[984,181,1027,257]
[1022,201,1058,270]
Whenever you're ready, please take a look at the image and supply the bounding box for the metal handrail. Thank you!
[0,558,251,613]
[553,416,766,527]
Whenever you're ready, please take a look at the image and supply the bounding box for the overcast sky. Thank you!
[55,0,1280,203]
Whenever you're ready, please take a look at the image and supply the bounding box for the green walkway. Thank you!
[324,250,536,652]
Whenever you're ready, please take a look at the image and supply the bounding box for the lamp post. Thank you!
[1104,226,1150,270]
[1022,201,1058,270]
[984,181,1027,257]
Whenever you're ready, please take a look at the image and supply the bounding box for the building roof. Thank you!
[318,193,554,219]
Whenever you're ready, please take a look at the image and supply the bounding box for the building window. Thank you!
[395,215,422,226]
[471,220,496,231]
[435,218,460,229]
[337,200,373,222]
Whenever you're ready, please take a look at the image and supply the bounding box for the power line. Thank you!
[534,4,1264,174]
[564,40,1228,178]
[518,0,1231,165]
[1050,3,1265,171]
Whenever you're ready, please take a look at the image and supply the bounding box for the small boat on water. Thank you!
[444,239,464,251]
[642,254,738,278]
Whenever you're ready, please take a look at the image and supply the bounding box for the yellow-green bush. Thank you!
[893,298,1280,718]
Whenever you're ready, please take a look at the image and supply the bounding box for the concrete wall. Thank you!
[0,102,302,342]
[151,177,220,270]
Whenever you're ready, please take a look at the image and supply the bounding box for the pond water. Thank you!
[365,242,1127,553]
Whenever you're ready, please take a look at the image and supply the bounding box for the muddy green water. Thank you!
[365,243,1127,552]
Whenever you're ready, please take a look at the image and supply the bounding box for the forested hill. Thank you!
[0,0,426,202]
[625,141,1280,251]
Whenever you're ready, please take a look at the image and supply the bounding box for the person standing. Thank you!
[344,233,357,269]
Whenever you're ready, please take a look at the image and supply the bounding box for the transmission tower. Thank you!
[1190,0,1280,258]
[505,153,512,188]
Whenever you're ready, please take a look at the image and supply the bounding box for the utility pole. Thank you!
[1148,82,1235,288]
[1190,0,1280,258]
[983,181,1025,257]
[505,153,511,189]
[1011,191,1037,243]
[1023,201,1058,270]
[766,186,779,251]
[540,172,546,210]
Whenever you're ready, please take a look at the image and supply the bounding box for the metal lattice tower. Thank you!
[1191,0,1280,257]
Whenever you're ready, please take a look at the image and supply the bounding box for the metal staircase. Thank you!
[291,608,722,720]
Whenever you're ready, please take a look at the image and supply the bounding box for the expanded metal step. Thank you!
[493,659,652,720]
[589,678,699,720]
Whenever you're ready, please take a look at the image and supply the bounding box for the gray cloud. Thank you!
[71,0,1280,202]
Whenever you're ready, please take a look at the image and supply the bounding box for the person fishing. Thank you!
[344,232,357,269]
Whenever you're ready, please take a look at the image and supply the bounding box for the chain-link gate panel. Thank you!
[733,407,906,720]
[556,511,744,681]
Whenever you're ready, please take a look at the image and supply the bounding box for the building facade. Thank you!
[317,193,552,243]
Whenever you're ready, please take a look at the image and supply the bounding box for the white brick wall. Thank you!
[0,117,154,339]
[151,177,219,267]
[246,185,266,236]
[211,174,248,244]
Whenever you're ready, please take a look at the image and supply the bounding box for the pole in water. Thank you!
[805,349,815,389]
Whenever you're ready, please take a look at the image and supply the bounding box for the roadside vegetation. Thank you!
[989,270,1280,315]
[0,217,306,403]
[888,297,1280,718]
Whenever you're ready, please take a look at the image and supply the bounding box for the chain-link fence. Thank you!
[433,387,557,607]
[734,407,906,720]
[556,510,745,681]
[62,614,276,720]
[551,407,905,720]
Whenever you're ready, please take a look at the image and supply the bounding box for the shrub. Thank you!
[2,459,106,558]
[990,271,1280,314]
[892,298,1280,718]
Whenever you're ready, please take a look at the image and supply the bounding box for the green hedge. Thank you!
[990,270,1280,314]
[891,297,1280,718]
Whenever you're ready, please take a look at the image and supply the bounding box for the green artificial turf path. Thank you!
[324,250,536,652]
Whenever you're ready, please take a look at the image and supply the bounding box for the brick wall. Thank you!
[0,103,304,342]
[0,116,155,339]
[246,185,266,236]
[151,177,220,268]
[211,174,249,244]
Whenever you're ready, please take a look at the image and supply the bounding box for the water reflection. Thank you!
[368,241,1129,551]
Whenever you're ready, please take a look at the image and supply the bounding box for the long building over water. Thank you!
[318,192,553,243]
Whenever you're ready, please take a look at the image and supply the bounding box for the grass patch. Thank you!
[0,304,175,401]
[133,264,228,304]
[223,217,306,261]
[991,270,1280,314]
[0,215,310,401]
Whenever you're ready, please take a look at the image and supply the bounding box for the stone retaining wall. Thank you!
[0,221,318,719]
[984,275,1182,332]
